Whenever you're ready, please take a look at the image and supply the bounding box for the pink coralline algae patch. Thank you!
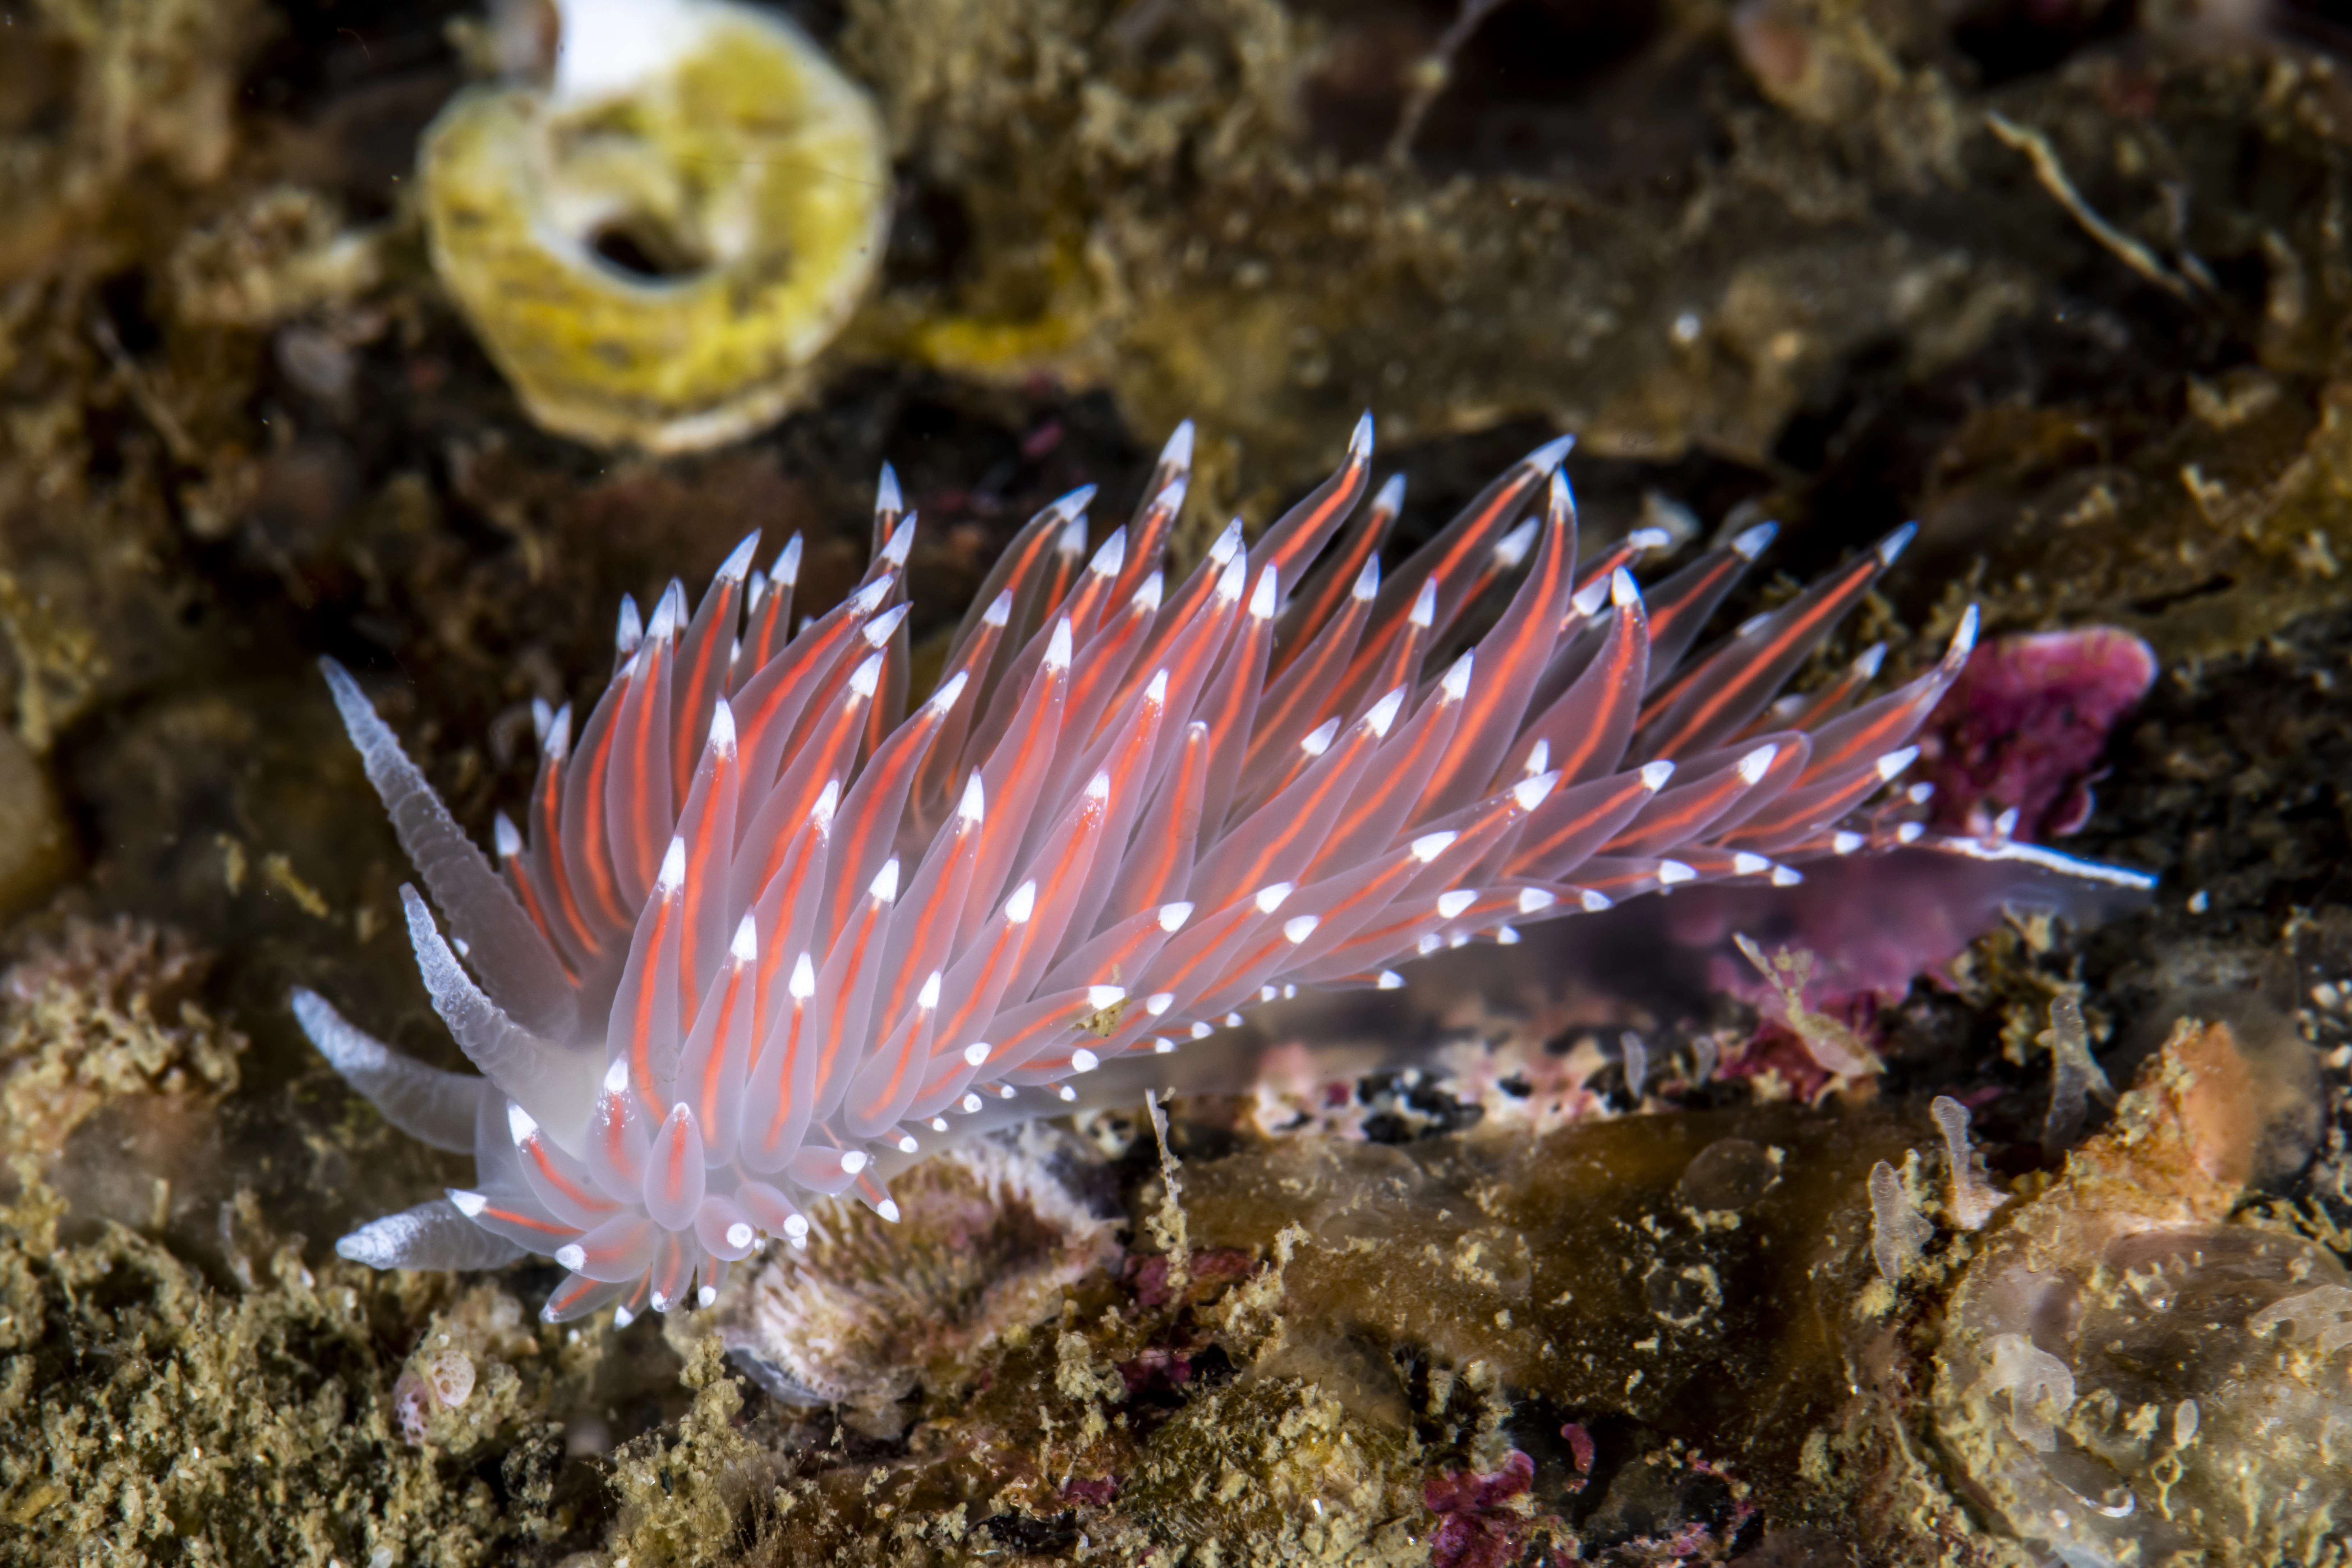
[1425,1450,1565,1568]
[1914,626,2157,841]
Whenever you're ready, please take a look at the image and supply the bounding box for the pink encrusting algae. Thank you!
[294,416,2142,1324]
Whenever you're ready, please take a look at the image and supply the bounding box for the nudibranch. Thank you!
[419,0,889,451]
[297,416,2146,1324]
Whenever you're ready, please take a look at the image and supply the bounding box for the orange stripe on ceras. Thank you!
[481,1203,576,1238]
[506,861,579,985]
[982,1004,1080,1068]
[1219,732,1371,897]
[751,829,824,1023]
[570,700,631,930]
[753,1000,807,1152]
[1249,601,1370,773]
[630,888,680,1120]
[1419,524,1571,810]
[1639,555,1881,758]
[1602,772,1753,857]
[526,1137,618,1215]
[1259,453,1369,584]
[1548,607,1644,785]
[824,708,941,942]
[874,825,972,1037]
[533,759,600,962]
[698,960,749,1131]
[653,1117,693,1206]
[854,1011,924,1123]
[675,760,735,1027]
[669,579,739,802]
[1507,771,1656,873]
[929,930,1012,1058]
[809,905,883,1097]
[615,644,672,893]
[1378,468,1547,638]
[1272,535,1380,683]
[1005,794,1106,976]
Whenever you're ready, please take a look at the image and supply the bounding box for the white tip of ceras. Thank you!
[1437,889,1478,920]
[928,669,970,716]
[494,811,523,861]
[1086,984,1125,1009]
[1877,745,1920,781]
[1877,521,1918,566]
[647,581,685,643]
[1054,511,1087,560]
[1049,483,1099,526]
[861,603,911,649]
[1522,740,1551,778]
[789,951,817,999]
[657,836,687,895]
[1439,650,1474,703]
[1737,744,1777,785]
[715,530,761,585]
[706,696,737,754]
[1492,518,1538,570]
[1133,572,1165,616]
[1300,718,1340,758]
[774,532,803,588]
[1088,527,1127,579]
[1611,566,1641,611]
[554,1243,586,1272]
[1513,771,1560,811]
[870,858,901,904]
[1377,970,1405,989]
[1148,993,1176,1016]
[544,704,573,761]
[615,595,644,658]
[1833,830,1866,855]
[1524,432,1577,472]
[1547,468,1577,528]
[1144,668,1170,709]
[603,1056,631,1095]
[1948,603,1981,664]
[1005,879,1038,923]
[1640,760,1676,791]
[1349,410,1374,459]
[1086,769,1111,804]
[956,772,986,826]
[1658,860,1698,886]
[1158,901,1193,931]
[1410,578,1437,629]
[875,462,903,519]
[916,970,943,1011]
[1366,686,1406,737]
[1410,830,1457,863]
[730,914,758,963]
[1160,419,1196,474]
[1045,616,1074,672]
[963,1041,991,1067]
[812,777,842,829]
[1283,914,1320,944]
[1570,577,1610,619]
[1248,564,1279,621]
[983,589,1013,628]
[1895,821,1925,844]
[506,1102,538,1144]
[848,650,886,700]
[1254,882,1295,913]
[531,696,553,745]
[1731,521,1778,561]
[1352,556,1381,602]
[1519,887,1557,913]
[1626,527,1674,552]
[448,1188,489,1219]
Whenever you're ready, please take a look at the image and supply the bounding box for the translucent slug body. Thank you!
[298,417,2136,1323]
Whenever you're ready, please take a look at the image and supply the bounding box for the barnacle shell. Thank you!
[1932,1017,2349,1565]
[419,0,889,452]
[691,1126,1121,1426]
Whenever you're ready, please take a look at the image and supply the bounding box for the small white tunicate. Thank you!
[2173,1399,2199,1447]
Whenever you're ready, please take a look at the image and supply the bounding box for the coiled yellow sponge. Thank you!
[421,0,889,452]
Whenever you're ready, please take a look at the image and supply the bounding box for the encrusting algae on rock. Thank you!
[422,0,892,452]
